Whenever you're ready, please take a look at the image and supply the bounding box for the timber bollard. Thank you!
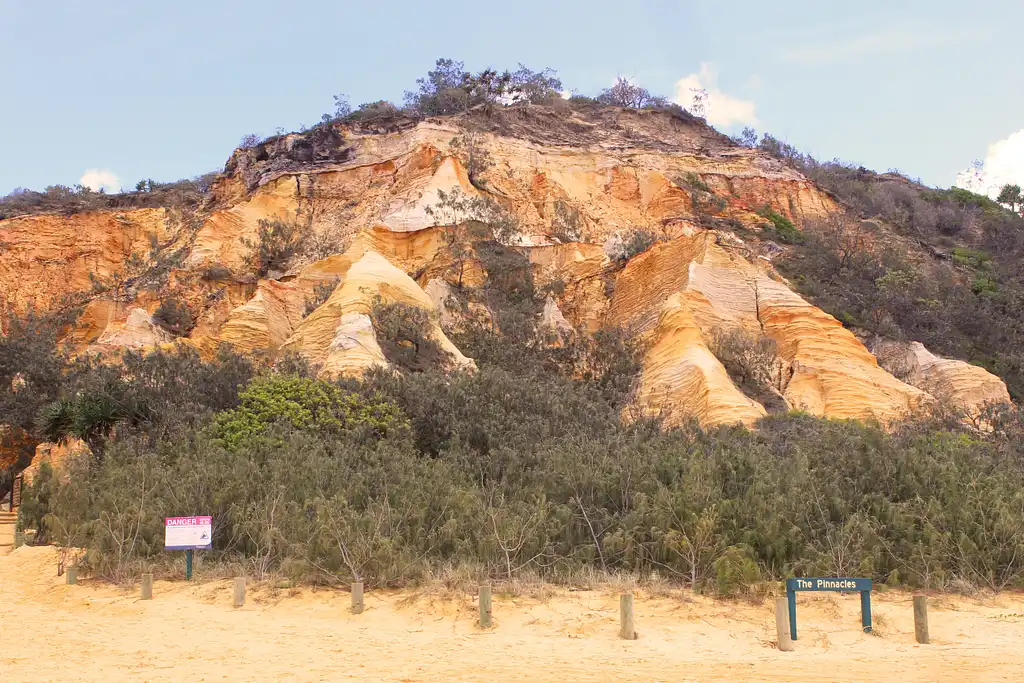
[66,567,78,585]
[619,593,637,640]
[12,531,24,549]
[775,598,794,651]
[351,581,364,614]
[479,584,492,628]
[233,578,246,608]
[141,573,153,600]
[913,595,929,644]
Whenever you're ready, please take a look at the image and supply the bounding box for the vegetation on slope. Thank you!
[9,278,1024,594]
[732,129,1024,398]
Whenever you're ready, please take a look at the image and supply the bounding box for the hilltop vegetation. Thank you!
[1,58,694,220]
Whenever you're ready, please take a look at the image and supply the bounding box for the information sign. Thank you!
[785,577,873,640]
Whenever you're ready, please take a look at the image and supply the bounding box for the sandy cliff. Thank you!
[0,106,1009,428]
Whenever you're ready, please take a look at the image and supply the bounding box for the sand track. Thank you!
[2,547,1023,682]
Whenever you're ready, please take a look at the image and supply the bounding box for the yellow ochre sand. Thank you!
[3,546,1024,682]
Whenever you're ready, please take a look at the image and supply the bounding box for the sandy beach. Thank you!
[3,546,1023,682]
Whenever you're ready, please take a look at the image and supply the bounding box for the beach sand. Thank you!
[3,546,1023,682]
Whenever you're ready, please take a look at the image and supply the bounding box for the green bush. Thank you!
[677,172,711,194]
[951,247,992,269]
[757,207,804,244]
[212,375,405,450]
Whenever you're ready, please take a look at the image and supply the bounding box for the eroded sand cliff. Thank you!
[0,107,1008,430]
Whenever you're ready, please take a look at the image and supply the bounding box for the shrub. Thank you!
[596,77,669,109]
[711,546,763,598]
[212,375,405,451]
[0,174,215,221]
[369,298,444,372]
[677,172,711,194]
[449,132,493,189]
[201,264,233,281]
[17,314,1024,594]
[951,247,992,269]
[403,58,561,116]
[17,462,55,543]
[303,278,338,317]
[551,199,584,243]
[152,296,194,336]
[242,216,310,276]
[344,100,401,128]
[757,207,804,244]
[239,134,263,149]
[619,228,660,261]
[708,327,784,412]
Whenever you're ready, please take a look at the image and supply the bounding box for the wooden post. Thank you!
[233,577,245,608]
[479,584,492,629]
[66,567,78,585]
[351,581,364,614]
[913,595,929,644]
[619,593,637,640]
[12,531,24,549]
[775,598,794,651]
[141,573,153,600]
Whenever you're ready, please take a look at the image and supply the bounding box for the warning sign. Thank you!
[164,516,212,550]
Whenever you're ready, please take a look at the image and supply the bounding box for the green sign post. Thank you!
[785,577,872,640]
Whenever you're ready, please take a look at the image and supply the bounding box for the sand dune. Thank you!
[3,546,1023,682]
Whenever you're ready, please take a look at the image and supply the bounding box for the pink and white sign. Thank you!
[164,516,212,550]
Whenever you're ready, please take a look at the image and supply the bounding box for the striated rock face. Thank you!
[279,244,474,376]
[606,228,930,427]
[897,342,1011,416]
[0,106,1011,429]
[93,308,174,351]
[0,209,170,316]
[635,293,766,427]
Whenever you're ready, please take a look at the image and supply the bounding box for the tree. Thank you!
[997,184,1022,214]
[449,132,494,190]
[425,188,520,287]
[404,58,473,116]
[404,58,563,116]
[596,77,668,109]
[211,375,405,450]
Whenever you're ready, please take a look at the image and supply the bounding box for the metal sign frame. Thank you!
[785,577,872,640]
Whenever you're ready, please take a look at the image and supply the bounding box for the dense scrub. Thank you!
[13,308,1024,594]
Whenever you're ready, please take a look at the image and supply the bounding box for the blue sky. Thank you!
[1,0,1022,195]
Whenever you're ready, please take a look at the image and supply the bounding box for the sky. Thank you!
[1,0,1022,196]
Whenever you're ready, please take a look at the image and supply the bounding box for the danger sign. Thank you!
[164,516,212,550]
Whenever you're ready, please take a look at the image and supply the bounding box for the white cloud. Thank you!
[673,63,757,129]
[955,129,1024,198]
[79,168,121,193]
